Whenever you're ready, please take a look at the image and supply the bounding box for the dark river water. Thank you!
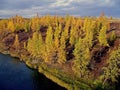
[0,53,66,90]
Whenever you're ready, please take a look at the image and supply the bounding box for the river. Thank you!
[0,53,66,90]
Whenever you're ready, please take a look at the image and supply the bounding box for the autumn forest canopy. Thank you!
[0,14,120,90]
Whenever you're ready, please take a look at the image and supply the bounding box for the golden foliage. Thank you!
[7,20,15,32]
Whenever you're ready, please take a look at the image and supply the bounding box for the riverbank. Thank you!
[0,46,93,90]
[0,38,95,90]
[0,53,67,90]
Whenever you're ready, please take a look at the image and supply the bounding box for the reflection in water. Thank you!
[0,54,66,90]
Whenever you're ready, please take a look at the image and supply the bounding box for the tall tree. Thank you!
[69,26,76,45]
[72,38,90,78]
[57,31,66,64]
[7,20,15,32]
[24,21,31,32]
[31,16,40,31]
[27,31,44,58]
[100,46,120,85]
[54,24,62,49]
[98,24,109,46]
[83,18,94,48]
[14,34,19,50]
[45,26,55,63]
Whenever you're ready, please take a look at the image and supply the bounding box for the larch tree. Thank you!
[7,20,15,32]
[83,18,94,48]
[100,46,120,85]
[11,15,25,31]
[109,31,116,43]
[24,21,31,32]
[32,32,41,57]
[31,16,40,31]
[64,18,70,40]
[37,33,45,59]
[27,31,45,59]
[27,32,36,57]
[57,31,66,64]
[14,34,20,50]
[69,26,77,45]
[54,24,62,49]
[45,25,55,63]
[72,38,90,78]
[98,24,109,46]
[69,18,83,45]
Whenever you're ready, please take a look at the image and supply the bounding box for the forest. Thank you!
[0,14,120,90]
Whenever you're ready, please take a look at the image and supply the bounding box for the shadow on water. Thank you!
[0,53,66,90]
[116,76,120,90]
[31,71,66,90]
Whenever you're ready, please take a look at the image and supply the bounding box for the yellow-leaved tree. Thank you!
[98,24,109,46]
[7,20,15,32]
[45,26,55,63]
[72,38,90,78]
[14,34,20,50]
